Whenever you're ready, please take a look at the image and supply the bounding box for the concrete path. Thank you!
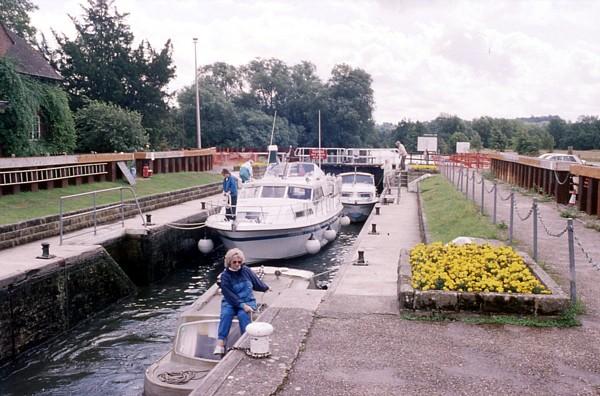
[0,193,225,287]
[276,185,600,396]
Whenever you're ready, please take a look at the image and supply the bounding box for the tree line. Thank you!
[1,0,599,156]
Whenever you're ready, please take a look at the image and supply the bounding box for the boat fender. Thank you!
[197,238,214,254]
[245,322,274,358]
[340,215,351,226]
[305,234,321,254]
[324,227,337,241]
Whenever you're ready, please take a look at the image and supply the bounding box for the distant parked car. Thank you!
[538,153,586,165]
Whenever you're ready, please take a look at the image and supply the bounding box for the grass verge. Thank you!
[0,172,222,225]
[401,301,583,328]
[420,175,502,243]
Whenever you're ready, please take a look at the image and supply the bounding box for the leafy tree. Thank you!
[547,118,569,149]
[75,101,148,153]
[322,64,375,147]
[513,131,540,155]
[53,0,175,146]
[0,0,38,44]
[470,132,483,151]
[448,132,470,153]
[0,59,76,156]
[244,58,292,114]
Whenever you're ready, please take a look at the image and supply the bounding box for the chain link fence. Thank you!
[440,161,600,303]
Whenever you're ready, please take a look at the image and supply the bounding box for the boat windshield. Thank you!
[287,186,312,200]
[341,174,373,184]
[287,163,314,177]
[239,186,260,199]
[261,185,286,198]
[264,163,285,178]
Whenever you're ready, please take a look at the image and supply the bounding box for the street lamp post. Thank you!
[193,38,202,148]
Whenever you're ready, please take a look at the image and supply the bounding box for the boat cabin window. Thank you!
[341,175,355,184]
[264,163,285,178]
[287,186,312,200]
[355,174,374,184]
[341,192,353,197]
[239,186,260,199]
[260,185,286,198]
[341,174,373,184]
[359,193,373,199]
[287,163,314,177]
[313,186,324,202]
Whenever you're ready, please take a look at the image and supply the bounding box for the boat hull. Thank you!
[342,202,376,223]
[213,212,342,263]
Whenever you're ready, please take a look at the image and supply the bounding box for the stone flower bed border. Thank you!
[398,248,570,315]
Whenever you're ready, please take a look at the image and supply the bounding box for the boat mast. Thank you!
[267,111,278,164]
[269,111,277,146]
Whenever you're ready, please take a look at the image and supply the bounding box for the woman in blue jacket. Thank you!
[214,248,269,355]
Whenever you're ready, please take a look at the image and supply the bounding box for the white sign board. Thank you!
[417,136,437,152]
[456,142,471,153]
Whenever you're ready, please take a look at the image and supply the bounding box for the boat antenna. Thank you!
[318,110,322,168]
[269,111,277,146]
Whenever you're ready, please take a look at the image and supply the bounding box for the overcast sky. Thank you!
[31,0,600,124]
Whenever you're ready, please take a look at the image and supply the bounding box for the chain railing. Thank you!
[438,162,600,304]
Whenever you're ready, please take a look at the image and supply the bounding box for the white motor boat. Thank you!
[339,171,378,223]
[205,161,344,263]
[144,266,314,396]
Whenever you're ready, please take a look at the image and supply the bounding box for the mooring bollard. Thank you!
[145,213,153,225]
[567,218,576,304]
[375,206,380,215]
[357,250,365,265]
[201,201,206,210]
[369,223,378,234]
[36,242,55,259]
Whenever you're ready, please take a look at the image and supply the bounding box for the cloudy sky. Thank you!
[31,0,600,124]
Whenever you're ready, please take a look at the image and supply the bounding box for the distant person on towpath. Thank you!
[221,168,238,220]
[395,140,408,171]
[213,248,270,355]
[239,159,254,183]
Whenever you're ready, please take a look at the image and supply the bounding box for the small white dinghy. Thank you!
[144,266,314,396]
[339,172,379,223]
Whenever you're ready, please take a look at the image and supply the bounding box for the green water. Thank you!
[0,223,361,395]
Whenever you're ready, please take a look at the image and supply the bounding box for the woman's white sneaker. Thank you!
[213,345,225,355]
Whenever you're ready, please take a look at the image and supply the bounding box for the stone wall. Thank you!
[0,247,136,363]
[0,182,222,250]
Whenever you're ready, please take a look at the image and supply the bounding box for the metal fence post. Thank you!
[120,188,125,226]
[59,198,64,245]
[93,191,97,235]
[567,218,576,304]
[465,169,469,198]
[492,183,497,224]
[509,192,514,244]
[472,172,476,201]
[452,162,455,185]
[480,176,485,215]
[396,173,401,204]
[532,199,538,262]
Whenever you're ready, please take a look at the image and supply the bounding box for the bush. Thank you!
[75,101,149,153]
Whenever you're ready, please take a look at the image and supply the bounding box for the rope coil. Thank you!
[573,234,600,271]
[158,369,210,384]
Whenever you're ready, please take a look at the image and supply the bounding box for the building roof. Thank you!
[0,23,62,81]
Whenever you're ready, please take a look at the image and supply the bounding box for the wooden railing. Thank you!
[0,163,107,186]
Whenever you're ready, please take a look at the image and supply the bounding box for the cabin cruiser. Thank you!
[205,160,344,263]
[339,171,378,223]
[144,266,314,396]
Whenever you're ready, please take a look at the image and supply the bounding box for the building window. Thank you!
[30,114,41,140]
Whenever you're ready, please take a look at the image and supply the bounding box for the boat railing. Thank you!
[206,195,339,225]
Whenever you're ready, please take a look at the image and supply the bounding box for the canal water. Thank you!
[0,223,362,396]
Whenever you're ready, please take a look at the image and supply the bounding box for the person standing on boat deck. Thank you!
[239,159,254,183]
[221,168,238,220]
[214,248,270,355]
[395,140,408,171]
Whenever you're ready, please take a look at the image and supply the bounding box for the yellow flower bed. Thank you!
[410,243,550,294]
[410,164,438,172]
